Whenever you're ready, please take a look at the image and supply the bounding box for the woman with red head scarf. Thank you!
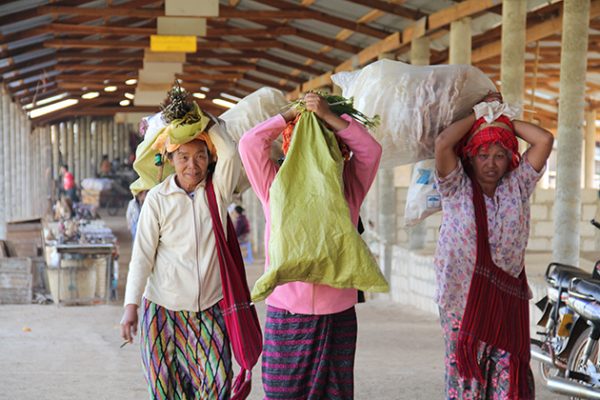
[434,92,554,400]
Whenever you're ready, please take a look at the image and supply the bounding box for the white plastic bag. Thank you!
[219,87,290,192]
[404,159,441,226]
[332,59,496,168]
[219,87,288,161]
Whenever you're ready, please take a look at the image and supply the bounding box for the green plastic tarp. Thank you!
[251,111,389,302]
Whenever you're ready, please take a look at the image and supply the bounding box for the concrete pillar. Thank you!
[59,122,67,167]
[585,110,597,188]
[410,36,430,66]
[500,0,527,114]
[43,126,53,213]
[102,119,109,161]
[552,0,590,266]
[67,121,74,182]
[449,17,472,65]
[32,128,39,216]
[0,90,6,239]
[73,121,81,185]
[375,53,397,278]
[10,102,18,220]
[2,91,10,225]
[22,114,31,218]
[83,117,91,178]
[91,120,98,176]
[501,0,528,152]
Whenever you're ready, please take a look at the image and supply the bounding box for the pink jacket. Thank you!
[239,114,382,315]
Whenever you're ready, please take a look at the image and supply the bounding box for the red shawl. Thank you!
[205,177,263,400]
[456,171,532,399]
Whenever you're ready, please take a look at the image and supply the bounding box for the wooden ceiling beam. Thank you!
[0,54,56,77]
[252,65,304,83]
[39,5,332,21]
[343,0,425,20]
[0,42,49,60]
[241,75,295,92]
[13,81,58,101]
[56,73,137,82]
[56,50,143,61]
[46,23,298,38]
[472,1,600,63]
[184,64,257,72]
[19,88,64,106]
[176,73,245,81]
[252,0,389,39]
[276,42,341,66]
[294,0,501,94]
[3,64,57,85]
[55,63,142,72]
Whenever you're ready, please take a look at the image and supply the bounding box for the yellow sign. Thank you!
[150,35,197,53]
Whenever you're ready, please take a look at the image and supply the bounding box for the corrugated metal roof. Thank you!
[0,0,596,125]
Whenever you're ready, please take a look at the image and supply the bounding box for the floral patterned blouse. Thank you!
[433,156,544,313]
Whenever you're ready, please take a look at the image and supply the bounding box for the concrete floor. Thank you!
[0,210,566,399]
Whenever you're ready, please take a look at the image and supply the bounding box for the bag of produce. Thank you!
[251,109,388,302]
[332,59,496,167]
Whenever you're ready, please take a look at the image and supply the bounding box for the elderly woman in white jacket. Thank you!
[120,117,241,400]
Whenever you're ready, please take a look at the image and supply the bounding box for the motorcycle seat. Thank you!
[546,263,591,289]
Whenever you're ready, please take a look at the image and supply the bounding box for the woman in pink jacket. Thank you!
[239,93,381,399]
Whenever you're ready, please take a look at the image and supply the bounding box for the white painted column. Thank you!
[500,0,527,113]
[67,121,74,181]
[10,102,19,220]
[449,18,472,65]
[552,0,591,266]
[0,89,6,239]
[73,120,80,185]
[376,53,397,278]
[585,110,597,189]
[410,36,430,66]
[2,90,10,225]
[51,124,60,201]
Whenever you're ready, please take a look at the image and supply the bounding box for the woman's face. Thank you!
[470,143,510,187]
[171,140,210,189]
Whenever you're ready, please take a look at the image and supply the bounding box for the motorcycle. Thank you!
[531,219,600,398]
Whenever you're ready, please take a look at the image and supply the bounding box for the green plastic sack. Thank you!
[251,112,389,302]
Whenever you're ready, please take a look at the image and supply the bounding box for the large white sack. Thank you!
[331,59,496,168]
[219,87,288,161]
[219,87,289,192]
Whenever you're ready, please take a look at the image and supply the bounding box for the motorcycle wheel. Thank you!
[566,327,598,399]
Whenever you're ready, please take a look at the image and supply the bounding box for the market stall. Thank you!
[43,219,118,305]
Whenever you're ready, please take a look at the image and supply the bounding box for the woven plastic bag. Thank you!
[251,112,389,302]
[129,112,171,196]
[331,59,496,168]
[220,87,289,193]
[404,159,441,227]
[220,87,288,162]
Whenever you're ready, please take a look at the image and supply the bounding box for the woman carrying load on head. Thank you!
[433,91,554,400]
[239,92,382,400]
[120,87,242,399]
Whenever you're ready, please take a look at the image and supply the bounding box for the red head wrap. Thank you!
[456,115,520,170]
